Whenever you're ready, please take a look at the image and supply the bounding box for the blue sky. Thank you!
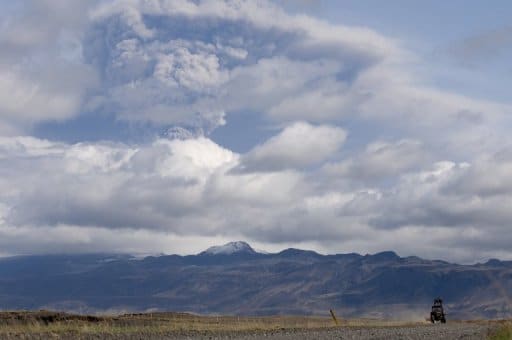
[322,0,512,99]
[0,0,511,262]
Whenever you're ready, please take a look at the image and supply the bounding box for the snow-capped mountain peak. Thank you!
[202,241,257,255]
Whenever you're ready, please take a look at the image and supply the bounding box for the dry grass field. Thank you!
[0,311,506,339]
[489,322,512,340]
[0,310,388,334]
[0,311,331,333]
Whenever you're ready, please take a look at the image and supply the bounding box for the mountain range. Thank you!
[0,241,511,319]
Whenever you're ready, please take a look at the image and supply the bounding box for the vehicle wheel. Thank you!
[430,315,435,324]
[441,318,446,324]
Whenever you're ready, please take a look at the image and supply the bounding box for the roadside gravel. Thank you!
[0,322,497,340]
[228,323,495,340]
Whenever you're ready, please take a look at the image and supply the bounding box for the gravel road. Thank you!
[226,323,496,340]
[1,322,497,340]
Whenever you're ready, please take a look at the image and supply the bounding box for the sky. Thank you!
[1,0,512,263]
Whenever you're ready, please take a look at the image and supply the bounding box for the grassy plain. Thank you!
[0,311,506,339]
[489,322,512,340]
[0,310,424,335]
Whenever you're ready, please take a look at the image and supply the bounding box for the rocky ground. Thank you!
[225,323,496,340]
[0,323,500,339]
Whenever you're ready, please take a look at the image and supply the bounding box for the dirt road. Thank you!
[0,322,498,339]
[226,323,495,340]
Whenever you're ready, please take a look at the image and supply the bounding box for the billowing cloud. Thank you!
[1,0,512,263]
[0,134,511,263]
[241,121,346,171]
[3,0,511,140]
[324,139,427,183]
[77,0,397,132]
[0,0,97,134]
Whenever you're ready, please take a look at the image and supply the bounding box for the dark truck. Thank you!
[430,298,446,323]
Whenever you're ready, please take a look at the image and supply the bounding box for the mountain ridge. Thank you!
[0,242,511,319]
[201,241,257,255]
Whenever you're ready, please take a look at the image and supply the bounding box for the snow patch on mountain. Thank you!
[202,241,257,255]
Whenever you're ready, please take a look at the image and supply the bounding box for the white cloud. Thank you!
[2,0,510,143]
[440,149,512,198]
[267,81,354,122]
[0,134,511,263]
[0,66,95,131]
[324,139,428,183]
[0,0,98,133]
[80,0,399,131]
[241,121,346,171]
[78,0,512,157]
[1,0,512,263]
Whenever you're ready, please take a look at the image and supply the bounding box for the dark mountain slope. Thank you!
[0,243,511,318]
